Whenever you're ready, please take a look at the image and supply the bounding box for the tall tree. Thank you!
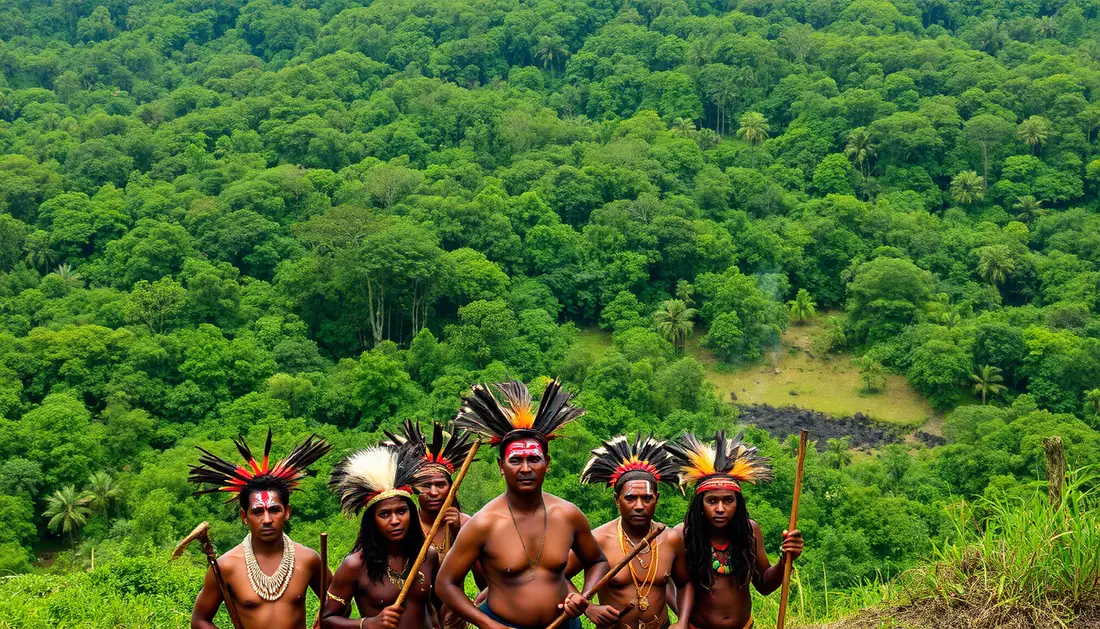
[825,437,853,469]
[844,128,876,177]
[653,299,696,352]
[81,472,121,528]
[976,245,1017,286]
[951,170,985,205]
[1012,195,1043,222]
[970,364,1007,404]
[44,486,91,554]
[1017,116,1052,154]
[737,112,770,167]
[961,114,1014,187]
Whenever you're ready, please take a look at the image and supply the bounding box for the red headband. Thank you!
[695,476,742,495]
[423,454,456,475]
[609,461,661,487]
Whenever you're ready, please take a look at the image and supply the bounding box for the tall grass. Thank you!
[904,467,1100,628]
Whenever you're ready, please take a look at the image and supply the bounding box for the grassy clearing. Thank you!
[574,317,935,428]
[688,317,933,427]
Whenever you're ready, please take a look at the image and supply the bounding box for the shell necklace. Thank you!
[243,533,296,601]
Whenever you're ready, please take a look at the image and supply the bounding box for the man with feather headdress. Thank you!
[565,434,694,629]
[322,441,443,629]
[188,429,333,629]
[665,432,803,629]
[436,379,610,629]
[384,420,488,629]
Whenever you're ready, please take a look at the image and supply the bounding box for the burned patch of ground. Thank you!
[736,403,905,451]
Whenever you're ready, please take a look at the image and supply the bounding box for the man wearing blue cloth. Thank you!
[436,380,610,629]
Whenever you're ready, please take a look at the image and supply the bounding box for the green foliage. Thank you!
[0,0,1096,622]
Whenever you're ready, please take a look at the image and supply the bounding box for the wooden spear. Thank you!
[545,524,666,629]
[776,429,809,629]
[395,440,482,606]
[315,531,328,627]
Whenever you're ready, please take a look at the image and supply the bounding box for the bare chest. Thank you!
[483,515,573,579]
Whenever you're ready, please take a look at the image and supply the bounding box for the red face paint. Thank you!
[505,438,544,459]
[252,490,277,509]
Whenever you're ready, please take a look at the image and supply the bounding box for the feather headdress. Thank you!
[384,420,475,477]
[455,379,584,450]
[188,428,332,502]
[665,431,773,494]
[581,434,680,491]
[329,443,426,515]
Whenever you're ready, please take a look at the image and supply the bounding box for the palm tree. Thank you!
[825,437,853,469]
[1016,115,1051,155]
[1036,16,1057,39]
[974,20,1005,54]
[786,288,817,324]
[44,485,91,553]
[675,280,695,305]
[940,310,961,329]
[653,299,697,352]
[1012,195,1043,223]
[535,36,568,73]
[970,364,1007,404]
[53,263,83,288]
[976,245,1017,286]
[24,230,57,272]
[671,117,696,137]
[951,170,985,205]
[81,471,121,528]
[737,112,769,167]
[844,128,876,177]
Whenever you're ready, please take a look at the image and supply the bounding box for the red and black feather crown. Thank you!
[188,428,332,502]
[581,434,680,490]
[384,419,475,477]
[454,379,584,449]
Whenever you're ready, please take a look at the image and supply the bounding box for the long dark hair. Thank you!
[683,491,757,589]
[354,496,425,583]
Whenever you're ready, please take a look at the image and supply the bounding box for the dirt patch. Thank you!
[737,403,905,451]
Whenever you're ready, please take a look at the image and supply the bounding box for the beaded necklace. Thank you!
[710,540,732,575]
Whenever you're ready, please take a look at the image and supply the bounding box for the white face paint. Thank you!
[251,490,277,510]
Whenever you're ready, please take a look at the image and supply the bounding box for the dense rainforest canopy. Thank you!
[1,0,1100,621]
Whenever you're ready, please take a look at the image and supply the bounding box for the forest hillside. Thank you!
[0,0,1099,626]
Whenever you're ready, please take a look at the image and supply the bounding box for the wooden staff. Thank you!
[776,429,809,629]
[545,524,666,629]
[315,531,328,627]
[395,440,482,606]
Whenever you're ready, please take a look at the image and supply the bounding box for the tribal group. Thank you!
[187,379,805,629]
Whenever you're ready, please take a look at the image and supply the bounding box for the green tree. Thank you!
[81,471,121,527]
[1012,195,1043,222]
[951,170,985,205]
[786,288,817,324]
[844,128,876,177]
[44,485,91,553]
[125,277,188,333]
[961,114,1015,186]
[856,355,887,392]
[970,364,1007,404]
[653,299,696,353]
[825,437,853,469]
[976,245,1017,286]
[1016,116,1052,154]
[737,112,770,167]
